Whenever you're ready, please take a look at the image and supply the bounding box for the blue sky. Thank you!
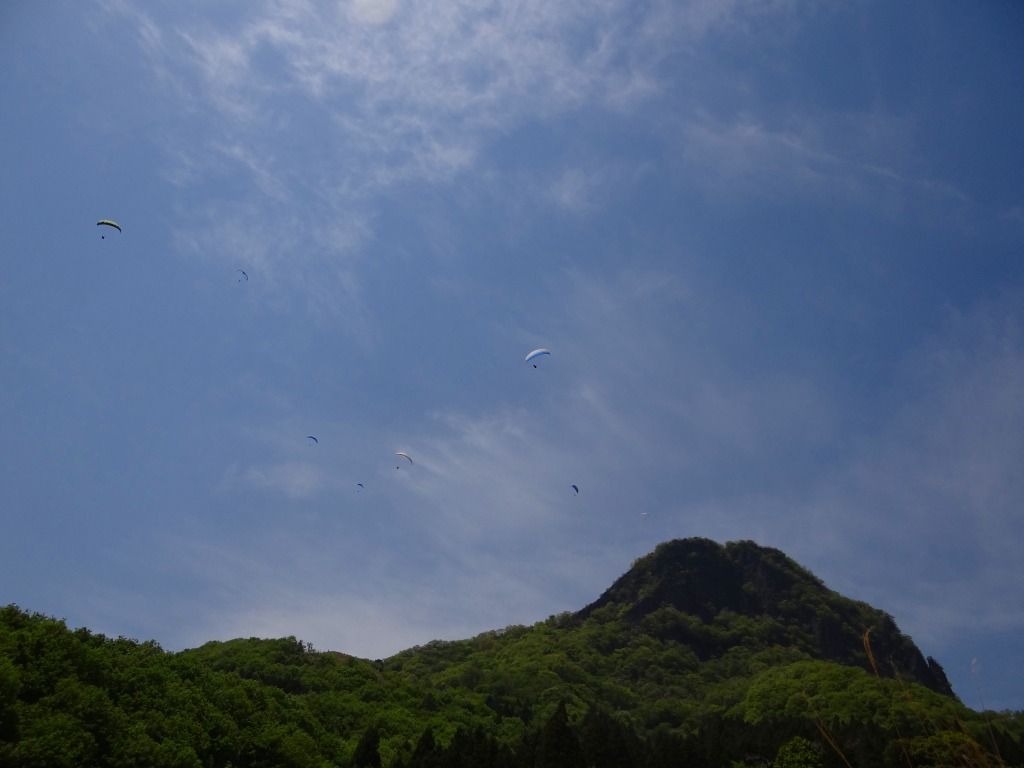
[2,0,1022,710]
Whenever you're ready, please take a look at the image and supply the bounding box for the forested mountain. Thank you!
[2,538,1021,767]
[576,538,953,694]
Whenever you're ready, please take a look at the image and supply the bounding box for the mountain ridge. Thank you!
[574,537,954,696]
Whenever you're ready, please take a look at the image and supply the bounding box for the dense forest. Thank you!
[1,539,1021,767]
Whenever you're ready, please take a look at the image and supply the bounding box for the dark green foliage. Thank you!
[534,701,583,768]
[0,606,338,768]
[773,736,823,768]
[352,725,381,768]
[1,539,1021,767]
[406,727,440,768]
[578,705,642,768]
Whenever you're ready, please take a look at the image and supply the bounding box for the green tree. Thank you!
[772,736,822,768]
[578,705,639,768]
[0,654,20,742]
[408,727,440,768]
[894,731,1000,768]
[11,712,98,768]
[353,725,382,768]
[535,701,583,768]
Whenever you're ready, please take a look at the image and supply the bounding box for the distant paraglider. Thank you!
[237,269,248,282]
[525,348,551,368]
[97,219,121,239]
[395,452,413,469]
[356,483,365,491]
[571,484,579,495]
[306,435,319,445]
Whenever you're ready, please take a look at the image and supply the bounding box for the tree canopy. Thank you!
[2,540,1021,766]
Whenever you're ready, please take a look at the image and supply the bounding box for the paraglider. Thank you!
[395,452,413,469]
[237,269,248,282]
[97,219,121,239]
[525,348,550,368]
[306,435,319,445]
[571,484,579,495]
[356,483,365,491]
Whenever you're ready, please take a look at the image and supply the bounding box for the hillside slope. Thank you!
[1,538,1019,767]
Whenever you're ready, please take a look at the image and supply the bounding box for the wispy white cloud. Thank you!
[214,142,291,201]
[351,0,399,27]
[544,164,649,215]
[108,0,825,310]
[229,460,328,499]
[129,0,682,191]
[679,111,970,215]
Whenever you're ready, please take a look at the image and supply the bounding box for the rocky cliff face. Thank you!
[576,537,955,697]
